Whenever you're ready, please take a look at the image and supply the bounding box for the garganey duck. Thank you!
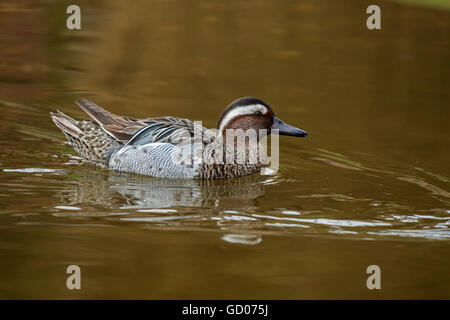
[51,97,307,179]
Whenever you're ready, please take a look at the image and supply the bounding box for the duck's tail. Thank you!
[50,110,119,167]
[50,110,84,138]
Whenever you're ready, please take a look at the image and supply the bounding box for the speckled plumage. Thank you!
[50,110,120,168]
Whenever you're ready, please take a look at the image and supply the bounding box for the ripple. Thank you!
[368,229,450,240]
[328,229,358,235]
[121,214,200,222]
[265,222,309,229]
[281,210,301,215]
[137,209,178,213]
[223,215,257,221]
[54,205,81,211]
[296,193,372,202]
[221,234,263,245]
[252,214,391,227]
[3,168,65,174]
[398,176,450,198]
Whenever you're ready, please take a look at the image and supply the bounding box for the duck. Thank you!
[50,97,307,179]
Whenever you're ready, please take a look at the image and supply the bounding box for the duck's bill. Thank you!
[271,117,307,137]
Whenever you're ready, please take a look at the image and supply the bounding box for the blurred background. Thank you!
[0,0,449,299]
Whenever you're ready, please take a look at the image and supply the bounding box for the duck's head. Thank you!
[217,97,307,138]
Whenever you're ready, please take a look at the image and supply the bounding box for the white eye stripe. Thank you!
[239,104,268,115]
[218,104,268,135]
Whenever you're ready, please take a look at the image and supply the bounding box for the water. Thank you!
[0,0,449,298]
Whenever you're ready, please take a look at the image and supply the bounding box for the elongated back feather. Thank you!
[75,99,147,142]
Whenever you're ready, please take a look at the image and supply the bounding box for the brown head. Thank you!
[217,97,307,139]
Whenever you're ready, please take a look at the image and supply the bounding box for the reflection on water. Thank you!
[56,168,266,210]
[0,0,449,298]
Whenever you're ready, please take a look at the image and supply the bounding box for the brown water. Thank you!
[0,0,449,299]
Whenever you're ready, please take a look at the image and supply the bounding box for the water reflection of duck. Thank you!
[58,167,268,210]
[51,97,307,179]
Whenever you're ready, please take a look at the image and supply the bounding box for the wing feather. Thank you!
[75,99,216,146]
[75,99,147,142]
